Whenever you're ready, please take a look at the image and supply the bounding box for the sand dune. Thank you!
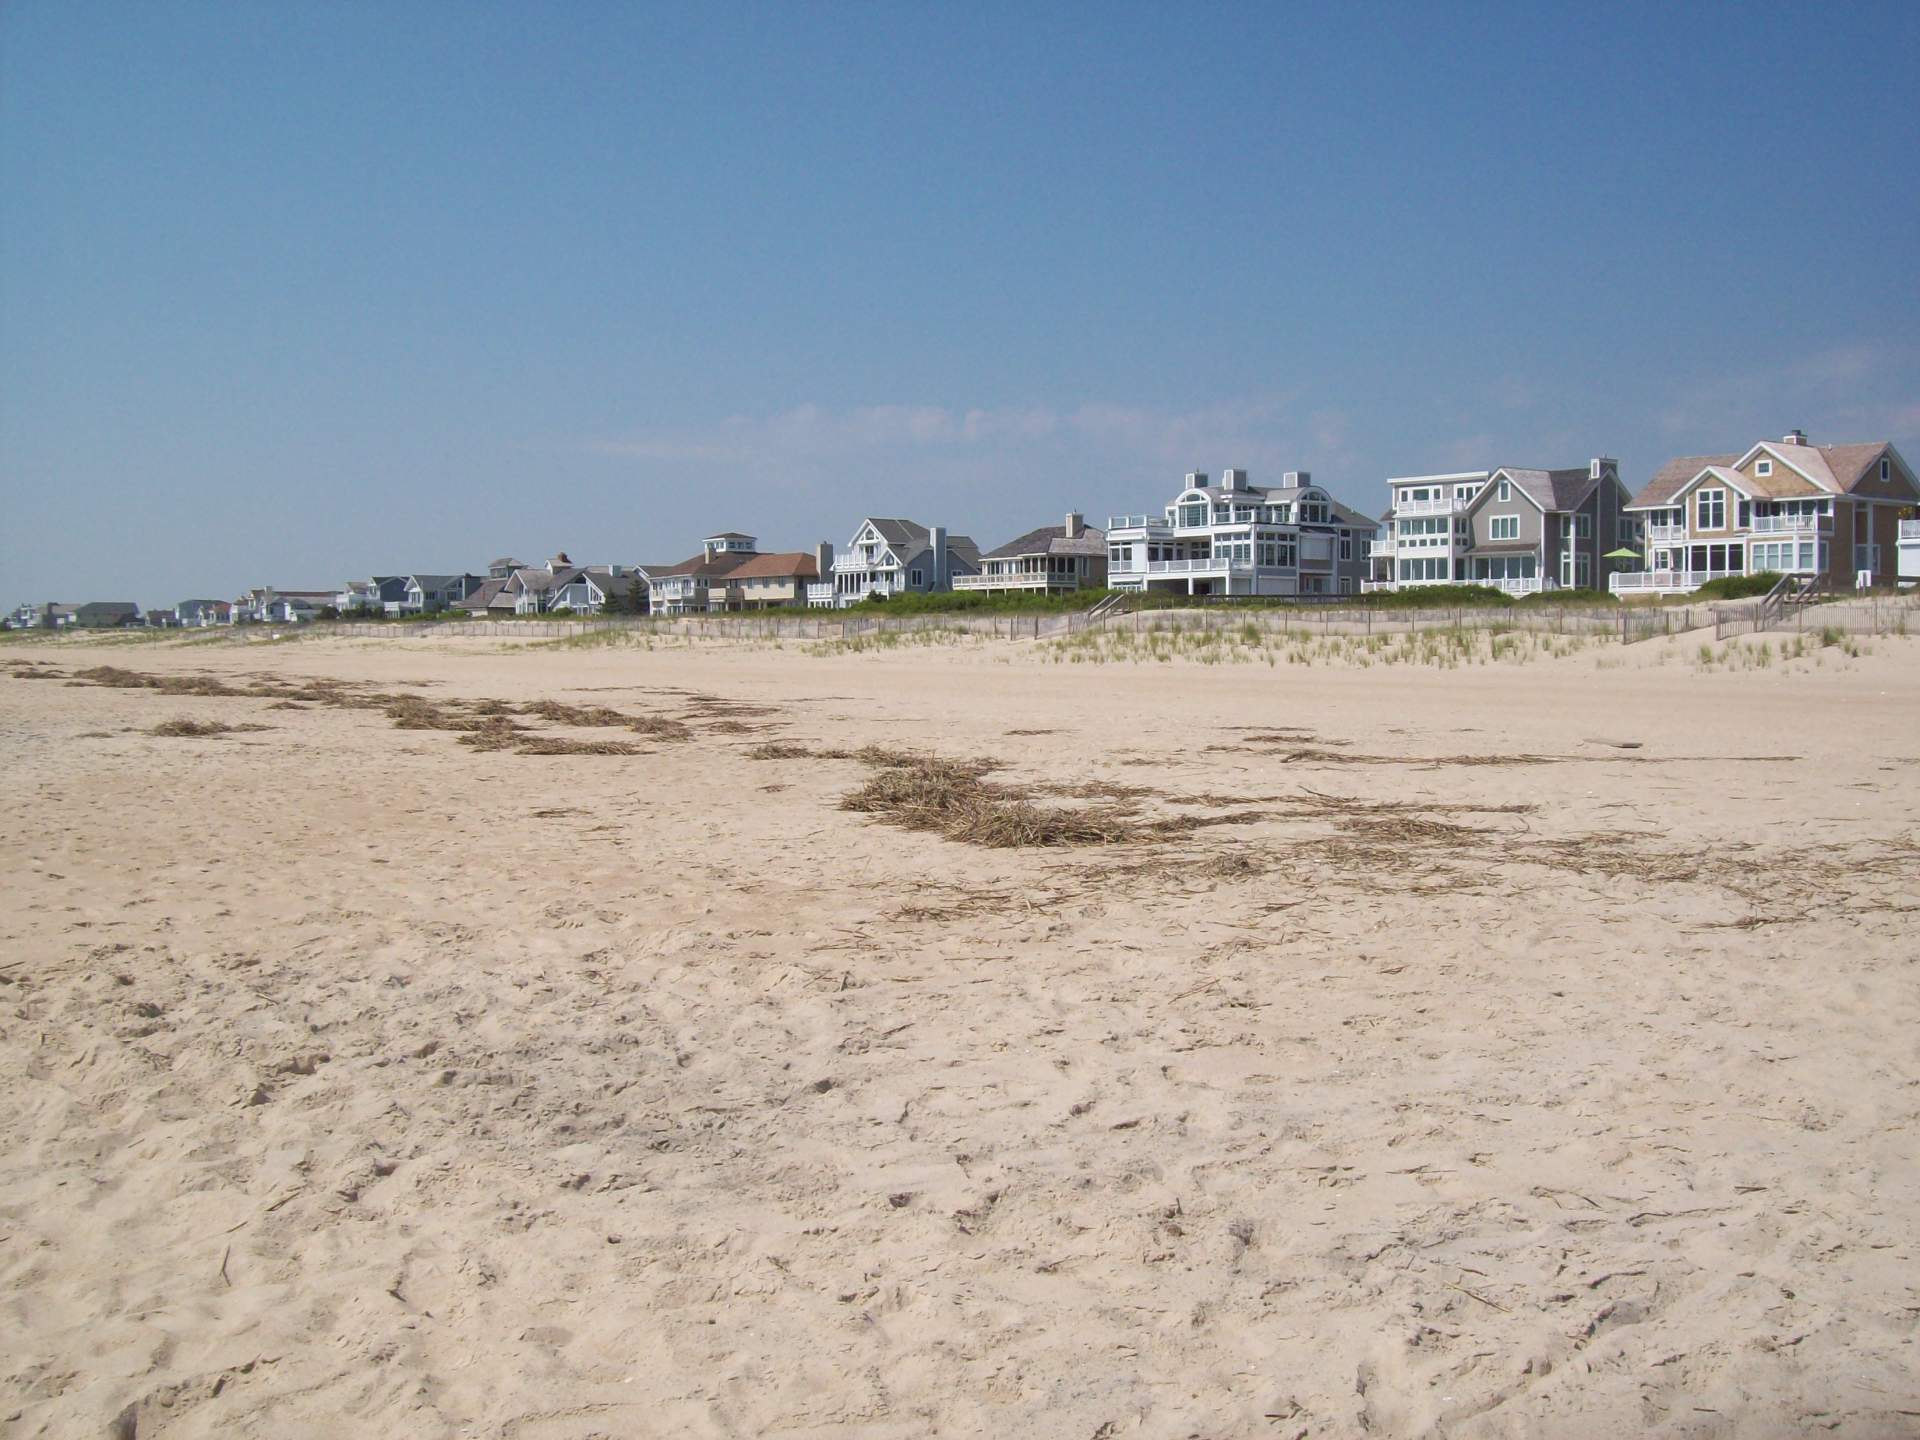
[2,633,1917,1437]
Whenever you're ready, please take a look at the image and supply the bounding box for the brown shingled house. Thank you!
[642,532,826,613]
[1618,431,1918,594]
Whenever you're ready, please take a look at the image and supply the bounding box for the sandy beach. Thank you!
[2,629,1917,1438]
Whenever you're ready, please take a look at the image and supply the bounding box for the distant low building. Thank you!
[953,513,1107,596]
[175,599,232,627]
[74,601,142,629]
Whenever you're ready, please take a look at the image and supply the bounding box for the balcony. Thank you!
[1645,524,1687,545]
[1393,496,1467,517]
[1750,514,1832,535]
[1367,537,1396,558]
[1145,558,1255,576]
[1901,520,1920,542]
[1106,513,1167,531]
[951,572,1087,592]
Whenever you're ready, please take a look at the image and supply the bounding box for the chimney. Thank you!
[1782,429,1808,446]
[814,540,833,578]
[1284,470,1310,487]
[1185,470,1209,490]
[1590,456,1617,480]
[929,526,948,590]
[1064,511,1083,539]
[1221,468,1248,492]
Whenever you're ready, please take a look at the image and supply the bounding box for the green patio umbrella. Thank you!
[1602,547,1641,560]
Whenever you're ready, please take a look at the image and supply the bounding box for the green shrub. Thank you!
[1694,571,1783,600]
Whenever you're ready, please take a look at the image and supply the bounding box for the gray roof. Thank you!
[982,523,1108,561]
[867,518,930,545]
[1491,467,1598,513]
[455,579,508,610]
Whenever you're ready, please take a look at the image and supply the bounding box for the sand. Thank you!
[1,630,1917,1438]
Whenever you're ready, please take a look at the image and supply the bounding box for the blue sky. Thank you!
[3,2,1916,605]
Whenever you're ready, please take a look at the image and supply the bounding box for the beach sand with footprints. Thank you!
[2,630,1917,1437]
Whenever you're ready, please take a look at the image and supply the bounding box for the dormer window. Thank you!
[1756,460,1772,478]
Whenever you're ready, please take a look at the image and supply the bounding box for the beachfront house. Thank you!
[144,607,179,628]
[644,533,826,614]
[546,564,643,613]
[1366,458,1631,595]
[73,602,142,629]
[1617,433,1918,595]
[1106,469,1377,598]
[7,602,77,629]
[806,520,981,608]
[233,588,333,623]
[176,599,231,627]
[952,513,1108,597]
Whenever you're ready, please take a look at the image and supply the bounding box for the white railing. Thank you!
[1609,568,1741,595]
[1393,496,1466,517]
[1481,576,1547,596]
[951,572,1081,591]
[1106,514,1167,531]
[1900,520,1920,541]
[1360,580,1396,593]
[1750,514,1831,535]
[1367,538,1395,558]
[1145,558,1254,575]
[1646,524,1687,544]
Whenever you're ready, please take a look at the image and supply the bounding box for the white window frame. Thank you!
[1497,478,1511,502]
[1755,460,1772,478]
[1696,488,1725,530]
[1489,515,1519,541]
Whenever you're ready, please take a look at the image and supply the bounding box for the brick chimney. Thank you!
[1781,429,1808,446]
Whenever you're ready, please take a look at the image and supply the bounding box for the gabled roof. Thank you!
[725,551,820,581]
[646,552,754,581]
[1490,467,1599,513]
[982,524,1108,561]
[455,579,508,610]
[866,518,930,545]
[406,573,469,590]
[1821,442,1900,490]
[1326,500,1380,529]
[1630,439,1904,509]
[1626,453,1740,510]
[76,601,140,621]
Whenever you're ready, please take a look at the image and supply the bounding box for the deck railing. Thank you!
[1750,514,1832,535]
[1609,568,1741,595]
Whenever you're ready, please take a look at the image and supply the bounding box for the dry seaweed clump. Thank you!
[628,716,693,742]
[841,756,1140,848]
[521,700,634,727]
[148,718,268,738]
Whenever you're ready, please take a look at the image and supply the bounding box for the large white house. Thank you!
[1366,458,1632,595]
[1105,470,1377,598]
[806,519,981,608]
